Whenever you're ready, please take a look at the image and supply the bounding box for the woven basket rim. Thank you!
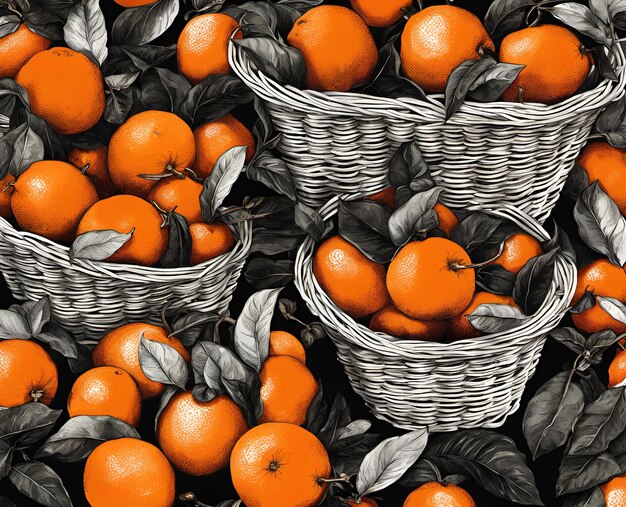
[294,195,577,357]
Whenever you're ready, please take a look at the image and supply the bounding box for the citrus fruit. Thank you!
[400,5,495,93]
[11,160,99,242]
[0,23,50,79]
[77,195,168,266]
[259,355,318,426]
[404,482,476,507]
[366,187,396,208]
[500,25,591,104]
[0,339,58,407]
[193,114,256,179]
[602,472,626,507]
[491,233,543,274]
[156,391,248,476]
[147,176,203,224]
[67,366,141,427]
[189,222,235,265]
[449,291,519,341]
[608,349,626,387]
[0,173,15,219]
[108,110,196,197]
[68,146,117,199]
[268,330,306,363]
[313,235,389,319]
[230,422,331,507]
[370,304,449,341]
[177,13,242,84]
[114,0,157,6]
[92,322,189,399]
[15,48,105,135]
[287,5,378,91]
[387,237,475,320]
[350,0,412,27]
[435,203,459,236]
[84,438,175,507]
[571,259,626,335]
[576,142,626,215]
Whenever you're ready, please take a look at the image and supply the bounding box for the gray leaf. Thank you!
[467,303,529,334]
[598,296,626,325]
[200,146,247,222]
[111,0,179,45]
[70,229,133,262]
[9,461,72,507]
[548,3,612,45]
[63,0,108,65]
[138,335,189,390]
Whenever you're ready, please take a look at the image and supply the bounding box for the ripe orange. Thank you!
[370,304,449,341]
[0,339,58,407]
[366,187,396,208]
[189,222,235,265]
[350,0,412,27]
[177,13,242,84]
[491,233,543,274]
[77,195,168,266]
[156,391,248,476]
[449,291,519,341]
[68,146,117,199]
[268,330,306,363]
[11,161,99,242]
[108,110,196,197]
[114,0,157,6]
[500,25,591,104]
[387,237,475,320]
[193,114,256,179]
[15,48,105,135]
[401,6,495,93]
[0,173,15,219]
[92,322,189,399]
[404,482,476,507]
[84,438,175,507]
[313,235,389,319]
[0,24,50,79]
[147,177,203,224]
[230,422,331,507]
[576,142,626,215]
[67,366,141,427]
[608,349,626,387]
[602,473,626,507]
[287,5,378,91]
[571,259,626,335]
[435,203,459,236]
[259,356,318,426]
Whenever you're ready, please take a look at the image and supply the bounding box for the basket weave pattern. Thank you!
[295,198,576,431]
[0,217,251,345]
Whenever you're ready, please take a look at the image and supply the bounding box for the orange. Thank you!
[491,233,543,274]
[67,366,141,427]
[387,237,475,320]
[92,322,189,399]
[177,14,242,84]
[401,6,495,93]
[366,187,396,208]
[571,259,626,335]
[108,110,195,197]
[259,356,318,426]
[0,24,50,79]
[15,48,105,135]
[84,438,175,507]
[404,482,476,507]
[287,5,378,91]
[156,391,248,476]
[114,0,157,6]
[147,177,203,224]
[449,291,519,341]
[608,349,626,387]
[370,304,449,341]
[230,422,331,507]
[0,173,15,219]
[68,146,117,199]
[313,235,389,318]
[435,203,459,236]
[189,222,235,265]
[500,25,591,104]
[0,339,58,407]
[268,330,306,363]
[193,114,255,179]
[77,195,168,266]
[576,142,626,215]
[11,161,99,242]
[350,0,412,27]
[602,473,626,507]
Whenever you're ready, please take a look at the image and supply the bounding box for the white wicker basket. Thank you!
[295,197,576,431]
[230,42,626,223]
[0,217,251,345]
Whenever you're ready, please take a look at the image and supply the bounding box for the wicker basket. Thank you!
[230,42,626,223]
[0,217,251,345]
[294,197,576,431]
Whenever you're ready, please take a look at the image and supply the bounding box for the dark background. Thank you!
[0,0,604,505]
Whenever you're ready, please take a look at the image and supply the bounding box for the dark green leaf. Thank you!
[476,265,516,296]
[9,461,71,507]
[557,452,621,495]
[141,67,191,114]
[9,126,44,177]
[445,58,498,120]
[513,249,558,316]
[0,440,13,480]
[234,37,306,87]
[294,203,326,242]
[37,323,79,360]
[246,152,297,201]
[318,392,351,448]
[0,403,61,446]
[562,487,606,507]
[388,140,432,189]
[549,328,587,355]
[484,0,537,40]
[244,258,294,289]
[159,211,192,268]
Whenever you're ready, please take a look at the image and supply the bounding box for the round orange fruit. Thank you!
[602,473,626,507]
[350,0,412,27]
[435,203,460,236]
[370,304,449,341]
[114,0,157,6]
[491,233,543,274]
[68,146,117,199]
[189,222,235,265]
[404,482,476,507]
[147,176,203,224]
[0,23,50,79]
[268,330,306,363]
[608,349,626,387]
